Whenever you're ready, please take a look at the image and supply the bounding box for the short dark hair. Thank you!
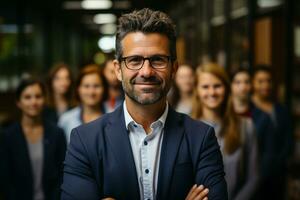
[16,78,46,101]
[230,67,251,81]
[115,8,177,61]
[252,64,272,77]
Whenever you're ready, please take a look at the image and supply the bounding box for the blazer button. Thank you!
[145,169,149,174]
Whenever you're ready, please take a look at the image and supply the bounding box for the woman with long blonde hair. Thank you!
[192,63,259,200]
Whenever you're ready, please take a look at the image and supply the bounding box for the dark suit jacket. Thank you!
[1,121,66,200]
[61,106,227,200]
[251,102,293,179]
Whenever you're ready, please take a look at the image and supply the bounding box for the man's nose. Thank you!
[139,60,155,77]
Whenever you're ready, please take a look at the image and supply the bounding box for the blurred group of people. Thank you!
[0,59,293,200]
[169,63,293,199]
[0,59,124,200]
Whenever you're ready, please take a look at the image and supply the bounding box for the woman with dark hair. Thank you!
[168,64,195,115]
[192,63,259,200]
[1,78,66,200]
[44,63,74,123]
[230,68,253,117]
[58,64,108,143]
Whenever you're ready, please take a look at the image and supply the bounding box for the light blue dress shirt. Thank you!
[58,106,82,144]
[123,101,168,200]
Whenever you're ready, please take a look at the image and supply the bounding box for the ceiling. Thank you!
[0,0,179,34]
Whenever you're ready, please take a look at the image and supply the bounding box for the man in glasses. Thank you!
[61,8,227,200]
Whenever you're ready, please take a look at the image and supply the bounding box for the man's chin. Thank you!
[132,94,162,105]
[137,97,160,105]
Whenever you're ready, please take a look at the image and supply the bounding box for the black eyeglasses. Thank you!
[120,55,172,70]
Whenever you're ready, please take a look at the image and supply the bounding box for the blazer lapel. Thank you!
[14,123,34,187]
[105,106,140,199]
[42,121,51,182]
[157,108,184,200]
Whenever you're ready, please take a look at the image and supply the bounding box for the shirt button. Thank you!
[145,169,149,174]
[144,141,148,145]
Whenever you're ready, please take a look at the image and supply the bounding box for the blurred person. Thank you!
[231,68,274,136]
[251,65,293,199]
[58,64,108,143]
[168,64,195,115]
[102,58,124,112]
[231,68,276,199]
[1,78,66,200]
[192,63,259,200]
[61,8,227,200]
[44,63,74,123]
[231,68,252,117]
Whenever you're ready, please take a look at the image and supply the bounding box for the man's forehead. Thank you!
[121,32,169,43]
[120,32,170,54]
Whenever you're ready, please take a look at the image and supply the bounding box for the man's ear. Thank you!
[171,60,178,79]
[113,59,123,81]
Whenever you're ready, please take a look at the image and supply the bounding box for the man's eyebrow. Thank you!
[124,54,169,57]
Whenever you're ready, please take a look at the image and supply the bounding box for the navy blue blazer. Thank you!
[61,106,227,200]
[251,102,293,179]
[1,121,66,200]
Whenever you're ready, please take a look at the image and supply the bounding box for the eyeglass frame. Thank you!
[119,55,174,70]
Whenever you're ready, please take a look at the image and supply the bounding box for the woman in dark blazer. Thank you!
[1,78,66,200]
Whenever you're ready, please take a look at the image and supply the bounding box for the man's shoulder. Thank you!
[72,108,121,141]
[75,112,110,133]
[170,110,213,137]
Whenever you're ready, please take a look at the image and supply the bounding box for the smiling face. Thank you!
[78,73,104,107]
[17,84,45,118]
[197,72,226,111]
[114,32,177,105]
[253,70,272,99]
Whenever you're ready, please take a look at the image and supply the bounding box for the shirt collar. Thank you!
[123,101,169,130]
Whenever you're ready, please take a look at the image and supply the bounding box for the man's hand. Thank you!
[185,184,209,200]
[102,184,209,200]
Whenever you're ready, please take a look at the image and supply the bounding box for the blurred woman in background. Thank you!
[168,64,195,115]
[231,68,252,117]
[45,63,74,123]
[1,78,66,200]
[58,64,108,143]
[192,63,259,200]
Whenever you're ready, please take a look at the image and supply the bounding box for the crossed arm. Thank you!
[103,185,209,200]
[62,125,226,200]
